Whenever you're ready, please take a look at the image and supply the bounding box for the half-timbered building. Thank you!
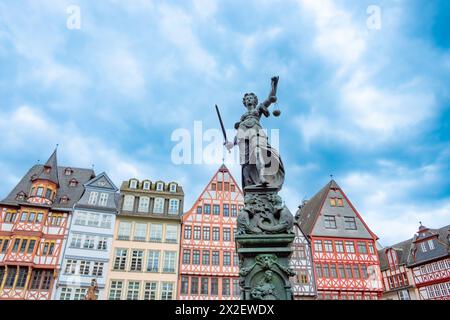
[178,165,244,300]
[290,216,316,299]
[378,239,418,300]
[0,150,95,299]
[295,179,383,300]
[407,224,450,300]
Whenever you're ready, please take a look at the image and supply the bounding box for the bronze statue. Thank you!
[84,279,98,300]
[225,76,285,190]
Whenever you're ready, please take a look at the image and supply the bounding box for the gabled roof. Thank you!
[182,164,243,221]
[295,179,378,240]
[1,164,95,210]
[378,238,413,271]
[84,172,118,192]
[407,224,450,267]
[35,149,59,186]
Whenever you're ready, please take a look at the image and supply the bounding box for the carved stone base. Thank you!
[236,234,295,300]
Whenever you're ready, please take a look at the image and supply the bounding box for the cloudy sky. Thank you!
[0,0,449,246]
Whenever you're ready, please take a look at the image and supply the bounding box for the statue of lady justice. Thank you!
[225,76,285,191]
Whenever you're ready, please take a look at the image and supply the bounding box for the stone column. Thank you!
[235,187,295,300]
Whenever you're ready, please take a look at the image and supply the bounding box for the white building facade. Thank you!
[53,173,118,300]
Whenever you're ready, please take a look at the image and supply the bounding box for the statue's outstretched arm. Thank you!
[262,76,279,108]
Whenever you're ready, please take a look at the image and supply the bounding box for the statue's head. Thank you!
[264,270,273,281]
[243,93,258,110]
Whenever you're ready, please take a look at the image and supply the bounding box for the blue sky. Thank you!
[0,0,449,245]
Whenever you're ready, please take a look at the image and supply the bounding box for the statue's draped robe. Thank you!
[236,104,285,190]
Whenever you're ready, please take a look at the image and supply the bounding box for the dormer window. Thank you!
[156,182,164,191]
[69,178,78,187]
[64,168,73,176]
[44,166,51,174]
[420,242,427,252]
[60,196,69,204]
[36,187,44,197]
[129,179,138,189]
[143,181,151,190]
[45,189,52,200]
[387,249,399,268]
[427,239,435,250]
[169,183,177,193]
[16,192,26,201]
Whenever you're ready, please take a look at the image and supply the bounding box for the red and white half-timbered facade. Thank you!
[178,165,244,300]
[296,180,383,300]
[0,150,95,300]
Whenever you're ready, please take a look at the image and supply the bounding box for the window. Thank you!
[344,216,357,230]
[357,242,368,254]
[127,281,140,300]
[138,282,156,300]
[109,280,123,300]
[230,184,236,192]
[97,237,108,251]
[149,224,163,242]
[197,206,202,214]
[224,182,229,191]
[69,179,78,187]
[92,262,104,276]
[353,265,361,278]
[223,252,231,266]
[322,264,330,278]
[330,198,336,206]
[147,250,160,272]
[20,212,27,222]
[143,282,157,300]
[30,270,42,289]
[27,240,36,254]
[183,250,191,264]
[184,226,192,240]
[36,213,44,223]
[130,250,144,271]
[65,168,73,176]
[313,240,323,252]
[181,276,188,294]
[160,282,173,300]
[191,277,199,294]
[138,197,150,213]
[156,182,164,191]
[50,214,63,226]
[36,187,44,197]
[143,181,151,190]
[163,251,176,273]
[134,223,147,241]
[5,212,17,223]
[129,179,138,189]
[99,193,108,206]
[70,234,82,248]
[123,195,135,211]
[169,183,177,192]
[398,289,411,300]
[83,236,95,249]
[212,251,220,265]
[213,227,220,241]
[201,278,209,295]
[1,239,9,253]
[194,226,201,240]
[345,241,355,253]
[42,241,55,255]
[100,214,112,229]
[231,204,237,217]
[223,228,231,242]
[79,261,91,275]
[233,279,240,296]
[223,204,229,217]
[338,264,346,279]
[168,199,179,215]
[361,265,369,279]
[192,250,200,265]
[324,240,333,253]
[315,264,322,278]
[113,249,128,270]
[297,270,309,284]
[88,192,98,205]
[75,212,87,226]
[73,288,87,300]
[16,267,28,288]
[60,287,72,300]
[65,259,77,274]
[324,216,337,229]
[203,226,210,241]
[217,182,222,191]
[19,239,28,253]
[345,264,353,278]
[165,225,178,243]
[420,242,427,252]
[204,204,211,215]
[213,204,220,215]
[337,198,344,206]
[222,278,230,296]
[368,242,375,254]
[153,198,165,214]
[202,251,210,265]
[233,253,239,266]
[211,278,218,296]
[28,212,36,223]
[211,183,216,190]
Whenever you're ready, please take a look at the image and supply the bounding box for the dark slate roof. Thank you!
[295,180,338,236]
[378,238,413,271]
[35,149,60,186]
[407,225,450,267]
[0,164,95,211]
